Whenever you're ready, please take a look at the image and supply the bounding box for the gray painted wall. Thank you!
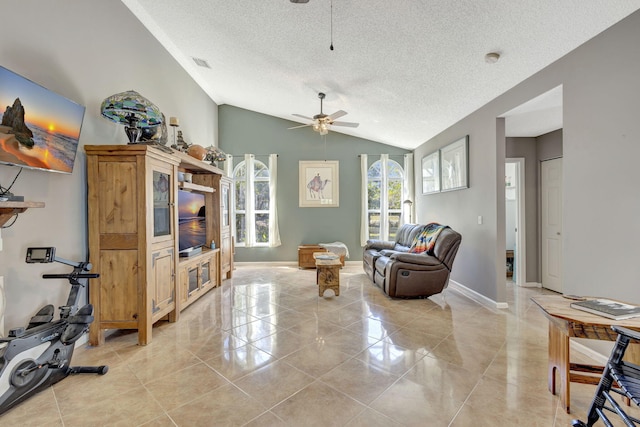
[538,129,563,161]
[218,105,410,263]
[415,10,640,304]
[0,0,218,332]
[506,129,563,284]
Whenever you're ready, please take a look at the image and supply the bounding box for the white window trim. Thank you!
[365,155,405,242]
[233,156,279,248]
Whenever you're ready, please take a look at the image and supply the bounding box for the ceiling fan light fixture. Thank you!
[289,92,359,135]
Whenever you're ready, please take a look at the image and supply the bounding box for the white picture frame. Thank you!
[299,160,339,207]
[421,151,440,194]
[440,136,469,192]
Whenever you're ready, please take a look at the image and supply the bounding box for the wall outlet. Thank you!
[477,215,483,225]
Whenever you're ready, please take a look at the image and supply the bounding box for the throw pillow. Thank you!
[408,223,448,254]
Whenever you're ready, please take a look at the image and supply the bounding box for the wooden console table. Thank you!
[531,295,640,413]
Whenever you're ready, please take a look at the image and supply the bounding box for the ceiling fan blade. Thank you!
[332,121,359,128]
[288,123,313,130]
[292,113,314,120]
[328,110,347,120]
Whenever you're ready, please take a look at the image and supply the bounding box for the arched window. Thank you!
[367,158,404,241]
[233,158,271,246]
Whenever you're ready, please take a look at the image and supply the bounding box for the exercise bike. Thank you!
[0,247,108,416]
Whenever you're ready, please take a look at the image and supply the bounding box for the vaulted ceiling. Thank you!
[123,1,640,149]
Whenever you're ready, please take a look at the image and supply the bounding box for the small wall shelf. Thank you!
[178,182,215,193]
[0,201,45,227]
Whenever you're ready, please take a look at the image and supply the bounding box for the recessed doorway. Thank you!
[506,158,525,286]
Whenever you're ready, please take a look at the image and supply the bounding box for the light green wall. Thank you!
[219,105,410,262]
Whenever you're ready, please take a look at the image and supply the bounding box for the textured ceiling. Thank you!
[122,0,640,149]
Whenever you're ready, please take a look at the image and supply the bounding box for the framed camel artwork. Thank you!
[299,160,339,207]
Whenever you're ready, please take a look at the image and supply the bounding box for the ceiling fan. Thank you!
[288,92,359,136]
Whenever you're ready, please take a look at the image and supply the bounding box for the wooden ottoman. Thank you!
[314,253,341,297]
[298,245,327,268]
[298,244,345,268]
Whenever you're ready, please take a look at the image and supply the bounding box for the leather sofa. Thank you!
[363,223,461,298]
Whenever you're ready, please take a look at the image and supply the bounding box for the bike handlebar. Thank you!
[42,274,100,279]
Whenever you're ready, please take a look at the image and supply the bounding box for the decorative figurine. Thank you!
[171,130,190,152]
[204,146,227,165]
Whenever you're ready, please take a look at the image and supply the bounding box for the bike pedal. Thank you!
[51,362,67,369]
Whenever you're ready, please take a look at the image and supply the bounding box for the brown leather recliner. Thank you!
[363,223,461,298]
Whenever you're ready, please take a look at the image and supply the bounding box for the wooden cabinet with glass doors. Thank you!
[86,145,179,346]
[85,145,230,346]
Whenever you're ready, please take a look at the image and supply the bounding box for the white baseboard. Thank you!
[235,261,298,267]
[519,282,542,288]
[448,279,509,309]
[571,340,609,365]
[234,260,362,268]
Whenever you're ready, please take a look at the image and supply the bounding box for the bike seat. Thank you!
[27,304,55,329]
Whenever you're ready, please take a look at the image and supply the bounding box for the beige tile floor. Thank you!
[2,263,639,426]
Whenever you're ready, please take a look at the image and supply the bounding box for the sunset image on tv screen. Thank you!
[178,190,206,251]
[0,66,85,173]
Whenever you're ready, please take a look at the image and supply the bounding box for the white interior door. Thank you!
[541,158,563,292]
[506,158,526,286]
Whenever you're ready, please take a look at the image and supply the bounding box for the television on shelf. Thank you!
[178,189,206,255]
[0,65,85,174]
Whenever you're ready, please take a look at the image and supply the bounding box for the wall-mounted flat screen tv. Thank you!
[0,65,85,174]
[178,189,206,253]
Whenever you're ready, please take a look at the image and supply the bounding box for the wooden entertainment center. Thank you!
[85,145,233,346]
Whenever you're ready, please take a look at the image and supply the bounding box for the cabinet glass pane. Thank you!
[201,262,210,285]
[188,267,198,294]
[153,171,171,236]
[222,186,230,227]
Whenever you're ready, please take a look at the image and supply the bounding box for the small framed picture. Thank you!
[421,151,440,194]
[440,136,469,192]
[299,160,339,207]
